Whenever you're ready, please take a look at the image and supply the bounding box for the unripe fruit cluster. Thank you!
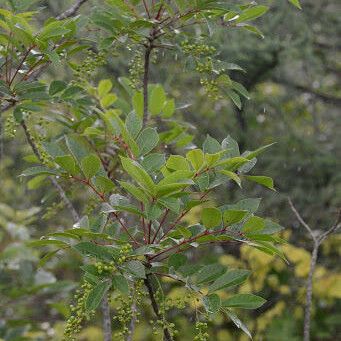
[181,41,216,57]
[194,321,209,341]
[63,281,95,341]
[94,261,116,274]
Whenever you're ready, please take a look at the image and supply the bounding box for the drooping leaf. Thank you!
[203,294,221,314]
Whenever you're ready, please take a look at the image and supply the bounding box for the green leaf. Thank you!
[119,181,150,204]
[98,79,113,98]
[221,136,240,157]
[125,260,146,279]
[136,128,159,156]
[162,99,175,118]
[223,310,252,339]
[158,170,194,186]
[196,264,225,284]
[166,155,190,171]
[100,93,117,108]
[49,80,67,96]
[208,269,250,293]
[245,143,275,160]
[112,274,129,295]
[242,216,265,233]
[149,85,166,116]
[29,239,69,248]
[223,210,248,225]
[219,170,241,187]
[203,135,221,154]
[186,149,204,171]
[85,280,111,311]
[65,134,92,166]
[20,166,59,177]
[141,153,165,173]
[81,154,101,179]
[222,294,266,309]
[227,90,242,109]
[288,0,302,9]
[73,242,114,261]
[245,175,275,190]
[230,198,261,214]
[203,294,221,314]
[168,254,187,270]
[55,155,76,175]
[235,5,269,23]
[94,176,116,193]
[202,207,222,229]
[120,157,155,193]
[232,81,250,100]
[132,91,144,118]
[126,111,142,138]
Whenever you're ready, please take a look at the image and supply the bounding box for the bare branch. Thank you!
[318,209,341,244]
[288,198,316,242]
[101,294,112,341]
[57,0,89,20]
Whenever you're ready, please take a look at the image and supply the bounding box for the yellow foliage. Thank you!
[256,301,286,332]
[294,306,304,319]
[313,273,341,299]
[279,285,290,295]
[241,245,273,267]
[217,330,233,341]
[282,244,311,278]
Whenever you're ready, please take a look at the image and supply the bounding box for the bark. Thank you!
[144,275,173,341]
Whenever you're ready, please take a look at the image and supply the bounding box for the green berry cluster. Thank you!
[94,261,116,275]
[117,243,133,264]
[27,125,51,164]
[181,41,216,56]
[4,115,18,138]
[63,281,95,341]
[195,58,213,73]
[113,280,145,340]
[128,50,144,89]
[74,50,107,82]
[200,78,221,100]
[194,321,209,341]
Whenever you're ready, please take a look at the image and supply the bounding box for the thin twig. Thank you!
[288,198,316,241]
[289,198,341,341]
[57,0,88,20]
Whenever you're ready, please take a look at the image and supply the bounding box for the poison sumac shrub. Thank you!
[0,0,301,340]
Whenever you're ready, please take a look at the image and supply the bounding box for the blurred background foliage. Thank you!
[0,0,340,340]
